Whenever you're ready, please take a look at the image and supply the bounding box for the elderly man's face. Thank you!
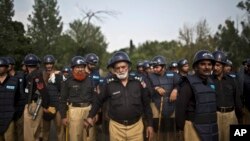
[113,62,129,80]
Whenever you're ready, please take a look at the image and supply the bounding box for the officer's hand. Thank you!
[62,118,68,126]
[93,114,99,124]
[155,87,166,96]
[169,88,178,102]
[146,126,154,141]
[84,118,94,128]
[43,108,50,113]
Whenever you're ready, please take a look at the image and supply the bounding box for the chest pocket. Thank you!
[69,84,80,96]
[110,90,122,106]
[129,83,142,105]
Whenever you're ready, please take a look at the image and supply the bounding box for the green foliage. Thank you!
[27,0,63,56]
[0,0,31,69]
[67,19,108,69]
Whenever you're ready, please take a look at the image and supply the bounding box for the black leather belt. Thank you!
[217,106,234,113]
[112,117,140,126]
[71,102,90,107]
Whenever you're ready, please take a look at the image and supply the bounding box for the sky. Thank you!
[13,0,245,53]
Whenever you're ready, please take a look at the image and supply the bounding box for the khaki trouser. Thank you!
[42,111,65,141]
[184,120,200,141]
[68,105,96,141]
[217,110,238,141]
[0,121,14,141]
[24,103,43,141]
[14,115,24,141]
[109,118,143,141]
[242,107,250,124]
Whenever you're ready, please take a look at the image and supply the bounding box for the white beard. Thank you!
[116,71,128,80]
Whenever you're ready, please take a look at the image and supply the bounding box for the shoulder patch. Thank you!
[210,84,215,90]
[107,78,115,84]
[134,76,143,82]
[228,74,236,78]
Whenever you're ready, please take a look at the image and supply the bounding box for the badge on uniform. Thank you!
[210,84,215,90]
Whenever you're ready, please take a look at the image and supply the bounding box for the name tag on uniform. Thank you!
[25,88,29,93]
[6,85,15,90]
[112,91,120,95]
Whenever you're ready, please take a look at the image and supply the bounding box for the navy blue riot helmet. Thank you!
[62,66,71,73]
[109,51,131,68]
[0,57,9,67]
[5,56,16,65]
[212,51,227,64]
[143,60,151,69]
[169,61,178,68]
[151,55,167,66]
[85,53,99,65]
[178,59,188,68]
[24,54,40,66]
[137,60,144,68]
[193,50,215,68]
[71,56,86,67]
[43,55,56,64]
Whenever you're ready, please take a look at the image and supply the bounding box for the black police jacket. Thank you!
[88,74,153,126]
[0,75,19,134]
[60,75,95,118]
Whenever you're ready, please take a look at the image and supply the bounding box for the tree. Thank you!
[178,23,194,46]
[27,0,63,56]
[0,0,15,54]
[195,19,211,43]
[237,0,250,62]
[214,20,243,67]
[67,19,108,68]
[0,0,31,68]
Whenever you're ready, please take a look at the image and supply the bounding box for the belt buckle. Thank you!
[123,120,129,125]
[221,108,226,112]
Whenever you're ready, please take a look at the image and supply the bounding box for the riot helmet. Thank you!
[178,59,188,68]
[43,55,56,64]
[5,56,15,65]
[151,55,167,66]
[136,60,144,68]
[193,50,215,68]
[85,53,99,65]
[169,61,178,68]
[62,66,71,73]
[143,60,151,69]
[0,57,9,67]
[212,51,227,64]
[225,59,233,66]
[109,51,131,68]
[71,56,86,67]
[24,54,40,66]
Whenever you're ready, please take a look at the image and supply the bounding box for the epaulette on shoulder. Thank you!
[134,75,143,82]
[129,72,137,76]
[106,77,115,84]
[227,73,237,78]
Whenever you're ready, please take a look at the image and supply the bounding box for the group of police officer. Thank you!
[0,50,249,141]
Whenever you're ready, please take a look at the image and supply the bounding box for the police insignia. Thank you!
[210,84,215,90]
